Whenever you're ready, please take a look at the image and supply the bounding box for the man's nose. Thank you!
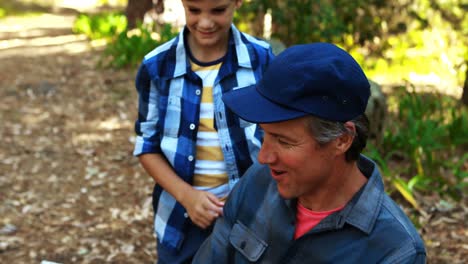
[257,143,275,164]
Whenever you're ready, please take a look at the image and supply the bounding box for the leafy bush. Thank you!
[72,12,127,40]
[365,87,468,207]
[72,13,178,68]
[236,0,391,47]
[102,23,177,68]
[237,0,467,88]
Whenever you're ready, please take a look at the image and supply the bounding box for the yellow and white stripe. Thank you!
[191,61,229,198]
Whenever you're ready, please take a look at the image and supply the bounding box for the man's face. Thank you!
[258,117,338,200]
[182,0,241,50]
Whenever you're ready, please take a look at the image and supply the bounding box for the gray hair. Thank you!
[304,115,369,161]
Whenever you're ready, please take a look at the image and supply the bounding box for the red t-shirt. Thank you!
[294,203,345,239]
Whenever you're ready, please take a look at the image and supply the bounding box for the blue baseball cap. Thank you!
[222,43,370,123]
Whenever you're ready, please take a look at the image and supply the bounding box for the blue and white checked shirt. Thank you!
[133,25,274,251]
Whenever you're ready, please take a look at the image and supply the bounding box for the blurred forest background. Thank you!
[0,0,466,263]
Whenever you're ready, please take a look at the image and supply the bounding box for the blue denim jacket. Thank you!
[193,155,426,263]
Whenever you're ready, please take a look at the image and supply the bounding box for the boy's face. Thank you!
[182,0,242,51]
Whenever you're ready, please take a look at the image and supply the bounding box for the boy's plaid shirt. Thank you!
[133,25,274,251]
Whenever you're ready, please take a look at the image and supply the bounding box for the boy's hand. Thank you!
[181,189,224,229]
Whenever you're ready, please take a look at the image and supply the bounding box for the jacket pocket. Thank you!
[229,221,267,262]
[163,95,181,138]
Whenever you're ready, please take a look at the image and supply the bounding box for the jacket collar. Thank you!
[284,155,384,235]
[336,155,384,234]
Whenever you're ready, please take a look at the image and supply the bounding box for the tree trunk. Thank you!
[462,63,468,106]
[125,0,154,30]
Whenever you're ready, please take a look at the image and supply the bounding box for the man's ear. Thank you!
[335,121,356,154]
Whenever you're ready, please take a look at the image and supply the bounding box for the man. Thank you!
[192,43,426,263]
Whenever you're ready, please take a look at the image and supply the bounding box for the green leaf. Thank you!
[392,177,420,210]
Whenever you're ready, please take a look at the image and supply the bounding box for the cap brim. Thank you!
[222,85,307,123]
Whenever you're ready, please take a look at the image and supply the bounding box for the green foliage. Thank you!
[354,17,466,87]
[72,12,177,68]
[72,12,127,40]
[237,0,393,47]
[446,104,468,146]
[238,0,467,87]
[102,23,177,68]
[364,88,468,205]
[97,0,127,6]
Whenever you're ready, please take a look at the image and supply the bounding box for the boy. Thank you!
[133,0,274,263]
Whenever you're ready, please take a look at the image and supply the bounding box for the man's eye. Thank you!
[278,138,290,146]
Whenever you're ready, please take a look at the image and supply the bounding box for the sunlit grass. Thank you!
[0,0,47,18]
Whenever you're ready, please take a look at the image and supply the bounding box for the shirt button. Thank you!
[189,123,196,130]
[240,241,246,249]
[184,212,188,218]
[188,155,194,161]
[195,89,201,95]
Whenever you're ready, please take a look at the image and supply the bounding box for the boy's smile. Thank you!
[183,0,242,61]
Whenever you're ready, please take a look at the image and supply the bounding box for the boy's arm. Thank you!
[192,163,257,263]
[139,153,223,229]
[134,63,223,229]
[192,176,243,263]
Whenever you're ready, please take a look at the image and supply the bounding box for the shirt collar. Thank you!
[337,155,384,234]
[284,155,384,235]
[230,24,255,68]
[165,24,254,79]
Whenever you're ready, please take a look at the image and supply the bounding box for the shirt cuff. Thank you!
[133,136,161,156]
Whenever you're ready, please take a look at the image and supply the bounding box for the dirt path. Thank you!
[0,11,466,264]
[0,13,156,263]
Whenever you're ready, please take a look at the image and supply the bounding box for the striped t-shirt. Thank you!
[191,60,229,200]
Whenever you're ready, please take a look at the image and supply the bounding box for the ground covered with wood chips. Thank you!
[0,11,466,264]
